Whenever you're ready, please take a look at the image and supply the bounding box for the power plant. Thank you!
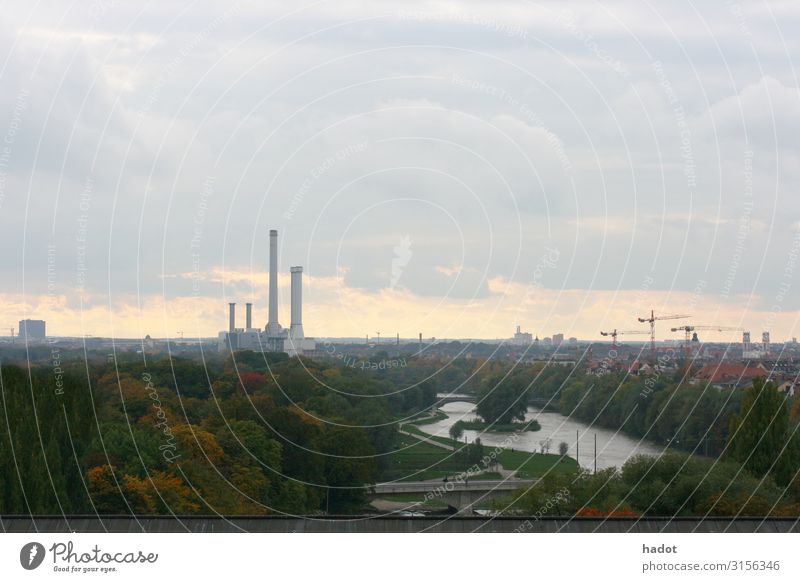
[218,229,315,356]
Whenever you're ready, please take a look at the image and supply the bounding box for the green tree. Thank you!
[727,377,799,486]
[321,426,377,513]
[449,421,465,448]
[464,438,485,466]
[476,371,530,425]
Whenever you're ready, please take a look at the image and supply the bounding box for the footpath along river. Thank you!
[417,401,665,471]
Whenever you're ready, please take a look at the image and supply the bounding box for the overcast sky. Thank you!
[1,0,799,340]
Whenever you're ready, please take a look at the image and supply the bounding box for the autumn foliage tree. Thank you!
[87,465,155,514]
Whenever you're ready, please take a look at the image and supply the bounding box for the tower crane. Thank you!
[600,329,650,348]
[670,325,743,347]
[637,310,690,354]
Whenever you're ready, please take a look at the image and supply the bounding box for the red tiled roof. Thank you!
[694,363,766,384]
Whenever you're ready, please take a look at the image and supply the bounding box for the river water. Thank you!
[418,401,664,471]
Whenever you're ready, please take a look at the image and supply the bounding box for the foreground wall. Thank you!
[2,516,798,533]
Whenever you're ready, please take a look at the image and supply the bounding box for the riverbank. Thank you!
[413,402,664,471]
[454,419,541,432]
[387,422,578,482]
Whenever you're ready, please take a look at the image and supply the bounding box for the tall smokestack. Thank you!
[246,303,252,329]
[290,266,304,339]
[266,229,280,335]
[229,303,236,333]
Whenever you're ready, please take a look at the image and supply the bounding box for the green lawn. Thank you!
[495,448,578,478]
[382,435,477,482]
[385,430,579,482]
[402,423,459,447]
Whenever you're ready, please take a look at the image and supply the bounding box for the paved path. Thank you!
[399,426,454,451]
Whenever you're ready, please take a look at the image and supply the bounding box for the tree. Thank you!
[147,471,200,514]
[464,438,485,466]
[449,421,465,449]
[727,377,800,486]
[87,465,155,514]
[321,426,377,513]
[559,441,569,458]
[476,371,530,425]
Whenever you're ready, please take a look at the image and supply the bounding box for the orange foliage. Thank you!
[87,465,155,514]
[148,471,200,514]
[576,506,639,518]
[287,404,323,426]
[575,507,605,517]
[172,424,225,463]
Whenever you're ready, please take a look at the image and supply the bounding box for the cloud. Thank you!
[4,272,797,341]
[1,1,799,338]
[703,76,800,149]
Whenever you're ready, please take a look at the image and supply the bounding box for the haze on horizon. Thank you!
[1,1,798,342]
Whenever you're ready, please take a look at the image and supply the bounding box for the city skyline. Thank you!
[7,272,798,342]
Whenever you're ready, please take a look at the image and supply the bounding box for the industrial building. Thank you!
[511,325,532,345]
[218,229,316,356]
[18,319,46,341]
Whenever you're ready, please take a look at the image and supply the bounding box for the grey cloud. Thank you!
[1,0,798,311]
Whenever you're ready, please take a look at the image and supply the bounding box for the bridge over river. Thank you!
[370,479,537,512]
[435,393,475,405]
[435,394,554,408]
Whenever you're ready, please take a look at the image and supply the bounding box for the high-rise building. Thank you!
[553,333,564,346]
[18,319,46,341]
[512,325,532,345]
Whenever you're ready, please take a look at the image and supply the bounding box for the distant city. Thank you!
[5,232,799,398]
[6,274,799,397]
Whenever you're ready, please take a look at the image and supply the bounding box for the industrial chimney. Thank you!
[266,229,281,335]
[246,303,252,330]
[228,303,236,333]
[289,266,304,340]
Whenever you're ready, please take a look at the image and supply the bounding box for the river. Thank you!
[417,401,665,471]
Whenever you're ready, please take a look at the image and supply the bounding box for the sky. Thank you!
[1,0,799,341]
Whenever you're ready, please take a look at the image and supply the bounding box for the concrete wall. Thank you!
[2,516,797,533]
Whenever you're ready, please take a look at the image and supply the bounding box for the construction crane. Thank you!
[670,325,743,346]
[600,329,650,348]
[637,310,690,354]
